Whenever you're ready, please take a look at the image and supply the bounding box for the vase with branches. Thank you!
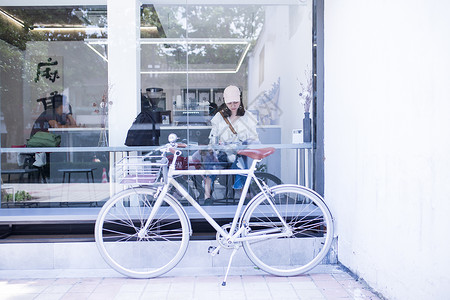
[298,68,313,142]
[93,85,113,147]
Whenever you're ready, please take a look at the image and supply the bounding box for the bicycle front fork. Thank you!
[137,185,167,239]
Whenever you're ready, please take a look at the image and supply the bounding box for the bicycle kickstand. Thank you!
[222,245,239,286]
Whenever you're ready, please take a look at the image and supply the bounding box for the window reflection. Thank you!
[0,1,314,209]
[0,6,109,207]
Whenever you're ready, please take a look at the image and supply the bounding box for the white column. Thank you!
[107,0,140,146]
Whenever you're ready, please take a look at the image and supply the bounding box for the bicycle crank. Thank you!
[216,223,237,249]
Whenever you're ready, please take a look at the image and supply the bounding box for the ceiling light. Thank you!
[140,38,250,45]
[141,70,237,74]
[0,9,25,28]
[85,38,251,74]
[32,27,107,32]
[85,43,108,62]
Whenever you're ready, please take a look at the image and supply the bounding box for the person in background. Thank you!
[30,94,77,138]
[200,85,259,205]
[28,94,77,179]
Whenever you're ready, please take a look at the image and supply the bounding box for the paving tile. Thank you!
[92,283,123,294]
[3,293,39,300]
[35,293,66,300]
[195,280,222,292]
[144,281,172,293]
[310,274,335,281]
[0,265,383,300]
[69,282,99,293]
[167,290,195,299]
[220,282,245,291]
[195,275,222,283]
[332,272,354,281]
[220,275,244,288]
[118,282,147,293]
[88,292,121,300]
[220,290,247,299]
[264,275,290,282]
[246,293,273,300]
[78,278,103,284]
[99,277,128,284]
[289,275,314,282]
[291,280,319,290]
[7,279,46,285]
[168,281,195,293]
[113,292,144,300]
[54,278,84,285]
[24,279,57,286]
[0,282,48,295]
[320,287,351,299]
[43,284,73,293]
[296,288,326,299]
[61,292,92,300]
[141,290,169,299]
[271,290,301,300]
[148,276,174,284]
[194,290,222,300]
[268,283,297,294]
[242,275,267,282]
[243,282,271,292]
[314,279,343,289]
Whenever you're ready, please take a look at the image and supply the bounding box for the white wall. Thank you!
[324,1,450,299]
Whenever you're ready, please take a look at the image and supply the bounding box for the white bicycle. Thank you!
[95,134,334,285]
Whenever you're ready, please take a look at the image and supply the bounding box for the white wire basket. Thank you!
[116,155,168,185]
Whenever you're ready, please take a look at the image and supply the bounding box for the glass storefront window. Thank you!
[0,1,315,212]
[139,1,313,192]
[0,5,109,208]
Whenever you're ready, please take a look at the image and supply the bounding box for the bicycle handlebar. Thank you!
[168,143,187,154]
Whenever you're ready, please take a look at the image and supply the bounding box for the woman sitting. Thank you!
[199,85,260,205]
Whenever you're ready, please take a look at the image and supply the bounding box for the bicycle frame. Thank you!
[97,143,333,282]
[141,149,291,244]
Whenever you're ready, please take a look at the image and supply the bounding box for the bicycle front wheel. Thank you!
[95,187,190,278]
[242,184,334,276]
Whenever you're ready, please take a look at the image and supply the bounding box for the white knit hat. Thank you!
[223,85,241,103]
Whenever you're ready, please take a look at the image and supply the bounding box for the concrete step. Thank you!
[0,239,337,275]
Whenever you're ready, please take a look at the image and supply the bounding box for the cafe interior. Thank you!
[0,1,314,208]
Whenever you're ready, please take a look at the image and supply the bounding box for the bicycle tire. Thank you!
[241,184,334,276]
[95,187,190,278]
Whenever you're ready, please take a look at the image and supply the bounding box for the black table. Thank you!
[58,168,96,183]
[1,169,40,183]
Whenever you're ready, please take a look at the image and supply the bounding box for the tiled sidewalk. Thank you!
[0,268,383,300]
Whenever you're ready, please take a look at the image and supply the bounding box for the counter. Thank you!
[160,125,281,178]
[48,127,107,147]
[159,125,281,145]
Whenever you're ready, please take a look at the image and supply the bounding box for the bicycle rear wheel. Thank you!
[241,184,334,276]
[95,187,190,278]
